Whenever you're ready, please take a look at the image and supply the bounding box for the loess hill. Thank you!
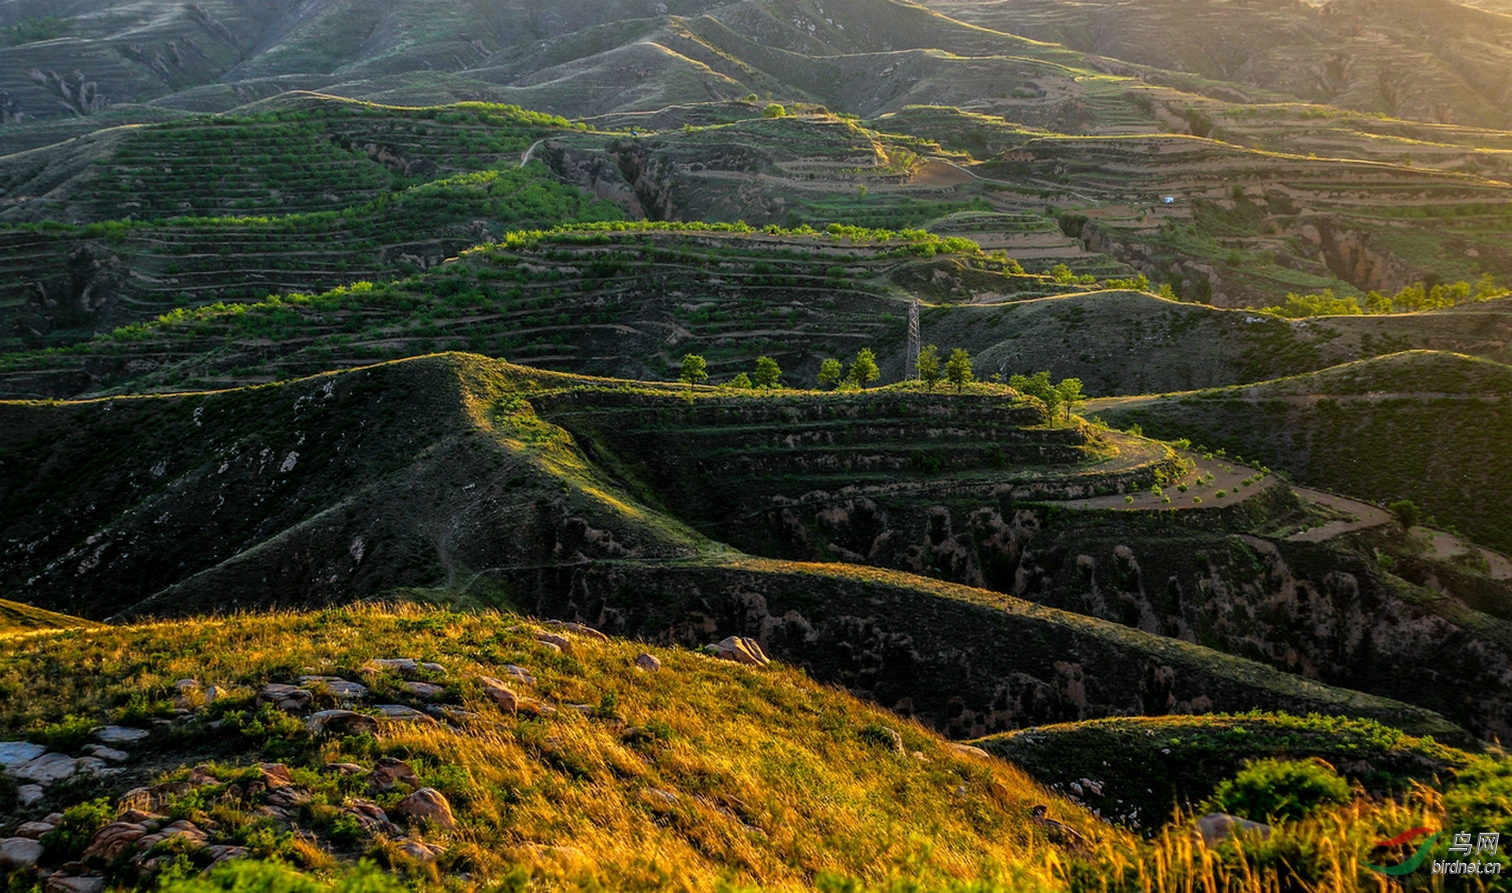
[3,351,1509,744]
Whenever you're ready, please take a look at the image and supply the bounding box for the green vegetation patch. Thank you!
[977,713,1471,831]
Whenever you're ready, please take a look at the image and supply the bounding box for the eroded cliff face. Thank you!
[524,560,1461,743]
[744,490,1512,739]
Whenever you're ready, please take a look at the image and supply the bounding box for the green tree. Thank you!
[678,353,707,389]
[1389,498,1420,530]
[1009,370,1060,418]
[945,348,973,392]
[917,344,941,390]
[762,103,786,118]
[730,372,752,389]
[1054,377,1085,421]
[754,355,782,389]
[849,348,879,389]
[817,358,843,389]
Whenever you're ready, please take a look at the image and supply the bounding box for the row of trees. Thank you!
[1261,275,1510,319]
[677,351,1085,421]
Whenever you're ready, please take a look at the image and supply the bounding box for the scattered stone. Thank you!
[93,726,150,744]
[537,633,572,654]
[949,743,992,760]
[503,665,536,685]
[269,787,312,810]
[535,640,562,654]
[393,788,457,829]
[708,636,770,666]
[82,745,129,763]
[1030,805,1089,850]
[400,681,445,700]
[45,876,104,893]
[567,704,596,717]
[545,620,609,641]
[518,699,556,718]
[345,800,402,837]
[634,653,662,672]
[174,679,200,691]
[15,821,56,839]
[257,684,312,713]
[324,762,369,776]
[17,785,44,806]
[476,676,518,712]
[306,709,379,736]
[1195,813,1272,847]
[367,658,419,675]
[396,839,446,862]
[0,741,47,771]
[258,763,294,789]
[873,727,905,755]
[425,705,478,723]
[369,757,419,793]
[375,704,437,724]
[119,809,163,825]
[203,845,250,868]
[12,753,105,785]
[644,788,679,805]
[0,837,44,871]
[83,822,148,862]
[298,676,369,701]
[204,685,226,704]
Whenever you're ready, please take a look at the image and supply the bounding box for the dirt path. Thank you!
[1285,488,1390,542]
[520,138,547,167]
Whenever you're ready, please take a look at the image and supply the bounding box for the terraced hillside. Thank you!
[4,351,1511,741]
[0,100,624,346]
[1092,350,1512,556]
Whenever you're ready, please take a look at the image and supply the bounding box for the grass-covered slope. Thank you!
[0,605,1105,891]
[0,597,98,633]
[1093,350,1512,553]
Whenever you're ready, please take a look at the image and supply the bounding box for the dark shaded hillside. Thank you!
[1094,351,1512,554]
[5,352,1508,738]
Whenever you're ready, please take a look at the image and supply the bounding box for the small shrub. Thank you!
[1207,758,1351,823]
[1125,495,1135,504]
[41,798,114,862]
[1215,490,1227,498]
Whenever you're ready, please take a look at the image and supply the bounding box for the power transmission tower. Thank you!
[905,298,921,380]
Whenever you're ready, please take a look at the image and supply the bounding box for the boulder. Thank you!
[17,785,44,806]
[82,745,128,763]
[369,757,419,794]
[375,704,436,724]
[324,762,368,776]
[13,752,99,785]
[537,633,572,654]
[545,620,609,641]
[634,653,662,672]
[393,787,457,829]
[476,677,518,712]
[298,676,369,701]
[396,839,446,861]
[503,665,536,685]
[0,837,44,870]
[45,876,104,893]
[82,822,148,862]
[204,845,250,868]
[399,682,445,700]
[306,710,379,736]
[709,636,771,666]
[256,684,312,713]
[15,821,56,839]
[93,726,150,744]
[0,741,47,771]
[949,743,992,760]
[258,763,294,789]
[1195,813,1272,847]
[345,800,402,837]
